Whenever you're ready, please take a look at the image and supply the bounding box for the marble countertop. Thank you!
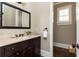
[0,34,40,47]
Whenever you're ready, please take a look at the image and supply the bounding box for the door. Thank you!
[53,2,76,57]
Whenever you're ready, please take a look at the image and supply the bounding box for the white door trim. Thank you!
[41,50,51,57]
[49,2,53,57]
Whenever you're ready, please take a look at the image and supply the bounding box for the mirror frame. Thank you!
[0,2,31,29]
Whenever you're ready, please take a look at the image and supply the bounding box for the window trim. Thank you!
[57,5,72,25]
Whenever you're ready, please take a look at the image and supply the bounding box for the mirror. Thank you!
[1,2,31,29]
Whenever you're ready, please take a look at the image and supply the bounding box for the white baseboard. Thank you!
[41,50,51,57]
[54,42,71,49]
[41,42,71,57]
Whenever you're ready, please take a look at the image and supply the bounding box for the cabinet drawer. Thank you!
[19,39,32,49]
[21,46,33,57]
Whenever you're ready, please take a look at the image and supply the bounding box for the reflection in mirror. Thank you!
[22,12,29,27]
[1,2,31,29]
[2,4,16,26]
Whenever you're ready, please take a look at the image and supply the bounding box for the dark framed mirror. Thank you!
[0,2,31,29]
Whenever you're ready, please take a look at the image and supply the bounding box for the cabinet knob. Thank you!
[16,52,20,55]
[11,47,15,50]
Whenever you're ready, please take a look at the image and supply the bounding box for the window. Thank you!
[57,5,72,25]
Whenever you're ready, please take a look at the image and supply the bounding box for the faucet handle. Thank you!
[11,34,16,38]
[18,34,24,37]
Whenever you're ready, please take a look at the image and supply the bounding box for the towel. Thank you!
[43,30,48,39]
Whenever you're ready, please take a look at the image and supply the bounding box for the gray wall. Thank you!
[30,2,51,51]
[53,2,76,45]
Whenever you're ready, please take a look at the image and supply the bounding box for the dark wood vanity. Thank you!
[0,36,41,57]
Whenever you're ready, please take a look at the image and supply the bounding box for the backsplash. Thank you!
[0,29,30,35]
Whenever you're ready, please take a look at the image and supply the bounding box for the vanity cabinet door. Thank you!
[4,43,20,57]
[32,37,41,56]
[0,47,5,57]
[21,46,33,57]
[19,40,33,57]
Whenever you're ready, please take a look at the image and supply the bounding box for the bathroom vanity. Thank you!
[0,2,41,57]
[0,35,41,57]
